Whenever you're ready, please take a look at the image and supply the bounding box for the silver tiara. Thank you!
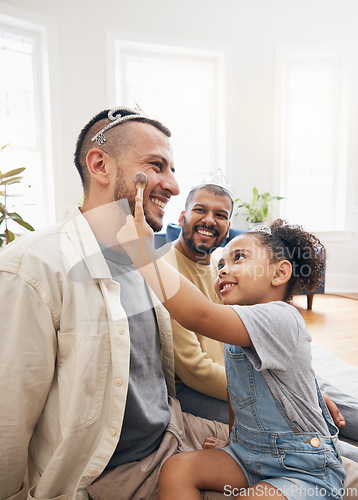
[249,224,271,235]
[91,106,152,146]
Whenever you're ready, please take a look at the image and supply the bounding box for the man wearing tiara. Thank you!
[0,107,228,500]
[0,107,357,500]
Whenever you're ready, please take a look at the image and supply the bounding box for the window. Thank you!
[0,18,53,231]
[274,46,350,232]
[111,39,225,227]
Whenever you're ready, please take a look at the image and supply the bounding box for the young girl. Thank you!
[118,193,346,500]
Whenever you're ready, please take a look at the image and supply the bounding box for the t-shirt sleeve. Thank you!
[229,302,301,371]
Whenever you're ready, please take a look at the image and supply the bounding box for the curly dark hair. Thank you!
[250,219,326,302]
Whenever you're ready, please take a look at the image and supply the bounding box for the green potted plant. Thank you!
[0,144,35,246]
[234,187,284,227]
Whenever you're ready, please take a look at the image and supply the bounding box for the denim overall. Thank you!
[223,344,346,500]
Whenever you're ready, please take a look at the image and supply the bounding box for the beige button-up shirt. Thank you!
[0,208,175,500]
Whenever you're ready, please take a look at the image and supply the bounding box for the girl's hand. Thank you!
[117,191,156,267]
[322,392,346,429]
[202,437,229,449]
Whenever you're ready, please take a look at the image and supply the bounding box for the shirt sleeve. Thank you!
[230,302,301,371]
[171,317,228,401]
[0,271,57,499]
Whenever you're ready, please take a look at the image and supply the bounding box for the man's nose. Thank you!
[161,170,180,196]
[202,212,216,226]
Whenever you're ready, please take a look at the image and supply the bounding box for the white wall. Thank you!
[1,0,358,291]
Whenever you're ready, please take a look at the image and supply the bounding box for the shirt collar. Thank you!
[62,207,112,280]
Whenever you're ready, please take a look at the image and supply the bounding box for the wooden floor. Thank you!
[293,294,358,368]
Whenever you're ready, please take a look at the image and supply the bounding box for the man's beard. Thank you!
[114,171,163,232]
[181,216,227,256]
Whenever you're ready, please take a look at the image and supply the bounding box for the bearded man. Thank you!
[0,108,229,500]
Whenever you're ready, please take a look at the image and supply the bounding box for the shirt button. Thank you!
[89,467,98,475]
[310,437,321,448]
[110,428,117,437]
[115,378,123,386]
[118,327,125,335]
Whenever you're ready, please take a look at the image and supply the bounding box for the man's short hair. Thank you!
[74,107,171,191]
[185,183,234,216]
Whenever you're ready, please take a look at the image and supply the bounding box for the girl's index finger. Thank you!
[134,172,147,223]
[134,192,145,221]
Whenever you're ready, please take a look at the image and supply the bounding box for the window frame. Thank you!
[0,11,55,229]
[106,33,226,226]
[273,43,352,233]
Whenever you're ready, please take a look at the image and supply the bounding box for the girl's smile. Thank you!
[214,234,286,306]
[218,280,238,294]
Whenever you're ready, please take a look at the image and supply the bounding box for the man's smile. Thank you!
[148,193,170,212]
[150,197,166,209]
[195,225,218,239]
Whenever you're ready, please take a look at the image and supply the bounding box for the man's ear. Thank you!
[86,148,111,187]
[178,211,185,227]
[272,260,292,286]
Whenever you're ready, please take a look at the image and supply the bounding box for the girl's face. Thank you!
[214,234,278,306]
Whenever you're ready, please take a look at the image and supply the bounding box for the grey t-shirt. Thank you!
[230,301,330,435]
[100,244,171,468]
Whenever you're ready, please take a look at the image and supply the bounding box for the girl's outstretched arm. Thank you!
[117,193,252,347]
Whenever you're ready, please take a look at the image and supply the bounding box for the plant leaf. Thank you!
[10,217,35,231]
[7,211,35,229]
[1,143,10,151]
[252,187,258,205]
[0,176,24,185]
[0,167,26,179]
[5,229,15,244]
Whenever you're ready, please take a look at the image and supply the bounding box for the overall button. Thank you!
[114,378,123,386]
[310,437,321,448]
[89,467,98,475]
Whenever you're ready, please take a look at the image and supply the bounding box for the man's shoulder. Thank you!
[0,206,88,263]
[0,224,61,262]
[0,211,79,276]
[162,243,179,265]
[162,244,197,272]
